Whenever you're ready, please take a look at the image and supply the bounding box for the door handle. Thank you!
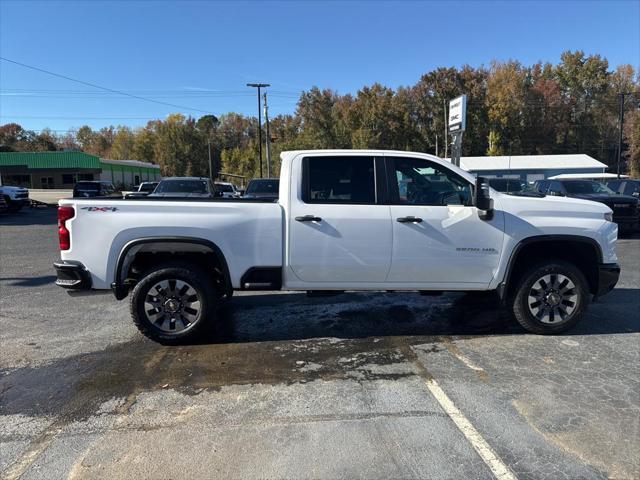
[295,215,322,222]
[397,216,423,223]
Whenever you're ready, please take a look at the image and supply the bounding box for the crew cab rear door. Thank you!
[288,155,392,283]
[385,155,504,286]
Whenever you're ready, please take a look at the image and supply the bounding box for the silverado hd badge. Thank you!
[456,247,499,254]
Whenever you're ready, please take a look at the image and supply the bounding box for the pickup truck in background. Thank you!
[534,179,639,232]
[54,150,620,344]
[124,182,159,199]
[0,184,30,211]
[243,178,280,200]
[149,177,216,199]
[72,181,121,199]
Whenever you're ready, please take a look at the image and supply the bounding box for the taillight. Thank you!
[58,206,75,250]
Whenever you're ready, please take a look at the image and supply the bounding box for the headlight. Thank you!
[605,212,613,222]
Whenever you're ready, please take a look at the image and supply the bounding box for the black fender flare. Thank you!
[497,234,603,300]
[111,236,232,300]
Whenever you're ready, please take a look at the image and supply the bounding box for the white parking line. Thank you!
[424,377,518,480]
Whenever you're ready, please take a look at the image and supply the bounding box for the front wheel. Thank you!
[511,260,589,334]
[4,196,21,212]
[130,263,216,344]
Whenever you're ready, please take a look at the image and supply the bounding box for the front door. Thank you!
[288,155,392,284]
[386,156,504,287]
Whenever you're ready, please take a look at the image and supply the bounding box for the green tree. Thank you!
[132,122,159,164]
[485,60,529,155]
[0,123,36,151]
[109,126,135,159]
[154,114,208,177]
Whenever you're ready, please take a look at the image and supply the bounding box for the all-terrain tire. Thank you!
[511,260,589,335]
[130,262,216,344]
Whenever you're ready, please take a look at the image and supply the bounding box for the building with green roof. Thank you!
[0,151,161,189]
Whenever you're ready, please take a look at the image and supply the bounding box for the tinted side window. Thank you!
[608,180,621,193]
[549,181,564,195]
[390,157,472,206]
[624,182,640,196]
[535,181,549,193]
[303,156,375,204]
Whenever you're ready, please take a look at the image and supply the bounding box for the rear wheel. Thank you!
[511,260,589,334]
[130,263,216,344]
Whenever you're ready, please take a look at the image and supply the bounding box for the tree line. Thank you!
[1,51,639,179]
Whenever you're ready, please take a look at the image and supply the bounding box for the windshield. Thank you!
[215,184,234,192]
[488,179,526,193]
[75,182,100,191]
[139,183,157,192]
[155,180,209,194]
[246,179,279,194]
[563,181,614,195]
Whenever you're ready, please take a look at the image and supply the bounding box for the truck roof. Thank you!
[160,177,209,181]
[280,149,476,183]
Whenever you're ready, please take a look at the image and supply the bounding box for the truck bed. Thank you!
[59,197,283,289]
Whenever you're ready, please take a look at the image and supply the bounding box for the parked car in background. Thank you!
[214,182,240,198]
[137,182,159,194]
[0,195,9,214]
[149,177,216,198]
[243,178,279,200]
[124,182,159,199]
[72,181,121,198]
[607,179,640,198]
[488,178,543,197]
[534,179,639,231]
[0,184,30,211]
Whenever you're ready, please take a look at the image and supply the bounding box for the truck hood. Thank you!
[568,193,638,206]
[496,190,612,215]
[0,186,28,193]
[243,193,278,199]
[148,192,213,198]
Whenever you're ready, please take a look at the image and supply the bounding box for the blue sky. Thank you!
[1,0,638,133]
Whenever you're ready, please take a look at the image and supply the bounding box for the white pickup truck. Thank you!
[55,150,620,343]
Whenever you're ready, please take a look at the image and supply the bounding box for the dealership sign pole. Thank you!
[448,95,467,167]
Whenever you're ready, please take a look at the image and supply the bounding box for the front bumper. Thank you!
[614,218,639,231]
[595,263,620,297]
[8,197,30,207]
[53,261,92,290]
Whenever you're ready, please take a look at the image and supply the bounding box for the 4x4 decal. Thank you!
[80,206,118,212]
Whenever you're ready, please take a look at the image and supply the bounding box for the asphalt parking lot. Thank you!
[1,208,639,480]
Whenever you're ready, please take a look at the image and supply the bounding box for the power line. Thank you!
[0,57,216,114]
[0,115,165,120]
[0,93,257,99]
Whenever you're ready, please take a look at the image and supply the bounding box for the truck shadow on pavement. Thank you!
[0,275,56,287]
[0,289,637,422]
[209,287,640,344]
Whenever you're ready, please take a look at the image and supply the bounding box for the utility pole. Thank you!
[435,135,438,157]
[247,83,270,177]
[443,99,448,159]
[616,92,640,178]
[617,93,626,179]
[263,91,272,178]
[207,138,214,181]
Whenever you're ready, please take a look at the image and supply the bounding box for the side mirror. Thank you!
[475,177,494,218]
